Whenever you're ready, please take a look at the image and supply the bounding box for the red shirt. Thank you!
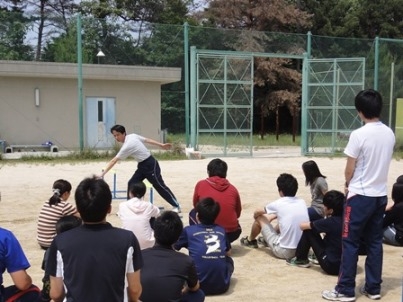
[193,176,242,232]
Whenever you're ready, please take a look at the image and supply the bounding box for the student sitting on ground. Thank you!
[0,227,40,301]
[286,190,344,275]
[175,197,234,295]
[240,173,309,260]
[40,215,82,302]
[140,211,205,302]
[383,175,403,246]
[118,181,160,249]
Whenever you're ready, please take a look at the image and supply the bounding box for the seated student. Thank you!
[191,158,242,243]
[175,197,234,295]
[40,215,82,302]
[240,173,309,260]
[286,190,344,276]
[0,227,40,301]
[383,175,403,246]
[141,211,205,302]
[46,177,142,302]
[118,181,160,249]
[37,179,79,249]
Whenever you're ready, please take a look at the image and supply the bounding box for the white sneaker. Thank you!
[171,207,181,213]
[360,287,381,300]
[322,289,356,301]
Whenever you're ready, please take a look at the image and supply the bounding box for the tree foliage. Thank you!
[200,0,311,134]
[0,1,33,60]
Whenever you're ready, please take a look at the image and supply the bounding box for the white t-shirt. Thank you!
[118,197,160,249]
[344,121,395,197]
[264,196,309,249]
[116,134,151,162]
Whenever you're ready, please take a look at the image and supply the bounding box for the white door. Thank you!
[86,97,116,149]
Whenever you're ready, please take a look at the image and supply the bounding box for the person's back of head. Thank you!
[110,124,126,135]
[207,158,228,178]
[129,182,146,199]
[75,176,112,223]
[323,190,344,217]
[49,179,72,206]
[154,211,183,247]
[355,89,382,119]
[276,173,298,197]
[196,197,220,225]
[302,160,326,186]
[56,215,82,234]
[392,176,403,204]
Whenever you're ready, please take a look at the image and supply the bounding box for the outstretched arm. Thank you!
[99,156,120,178]
[143,137,172,150]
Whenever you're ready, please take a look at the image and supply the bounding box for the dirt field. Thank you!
[0,152,402,301]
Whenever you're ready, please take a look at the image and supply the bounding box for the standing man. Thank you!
[100,124,180,212]
[322,89,395,301]
[46,177,143,302]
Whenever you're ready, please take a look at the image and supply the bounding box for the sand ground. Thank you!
[0,151,402,301]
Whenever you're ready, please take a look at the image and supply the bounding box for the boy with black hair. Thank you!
[175,197,234,295]
[322,89,395,301]
[46,177,143,302]
[286,190,344,276]
[140,211,205,302]
[191,158,242,242]
[240,173,309,260]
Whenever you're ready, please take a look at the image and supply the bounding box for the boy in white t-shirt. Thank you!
[240,173,309,259]
[118,181,160,249]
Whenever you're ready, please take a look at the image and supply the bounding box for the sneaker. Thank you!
[322,289,356,301]
[240,236,258,248]
[360,287,381,300]
[308,253,320,265]
[286,257,310,268]
[257,236,268,247]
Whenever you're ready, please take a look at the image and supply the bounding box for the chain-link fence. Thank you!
[2,11,403,152]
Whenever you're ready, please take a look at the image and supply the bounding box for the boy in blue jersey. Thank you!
[175,197,234,295]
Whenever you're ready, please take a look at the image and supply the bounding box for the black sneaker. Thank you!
[240,236,258,248]
[257,236,268,247]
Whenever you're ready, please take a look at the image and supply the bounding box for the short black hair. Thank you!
[323,190,344,216]
[196,197,220,225]
[75,177,112,223]
[56,215,82,234]
[276,173,298,197]
[392,177,403,204]
[207,158,228,178]
[153,211,183,246]
[110,124,126,134]
[129,182,146,199]
[355,89,383,119]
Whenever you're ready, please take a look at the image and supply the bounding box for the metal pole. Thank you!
[77,14,84,151]
[374,36,379,90]
[389,62,395,127]
[184,22,190,146]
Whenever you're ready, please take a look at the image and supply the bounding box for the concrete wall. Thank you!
[0,61,181,150]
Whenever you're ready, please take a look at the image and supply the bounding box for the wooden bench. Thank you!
[5,144,58,153]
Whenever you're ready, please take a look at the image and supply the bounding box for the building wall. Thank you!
[0,77,162,150]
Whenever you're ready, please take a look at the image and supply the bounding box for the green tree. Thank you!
[0,1,33,60]
[200,0,312,136]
